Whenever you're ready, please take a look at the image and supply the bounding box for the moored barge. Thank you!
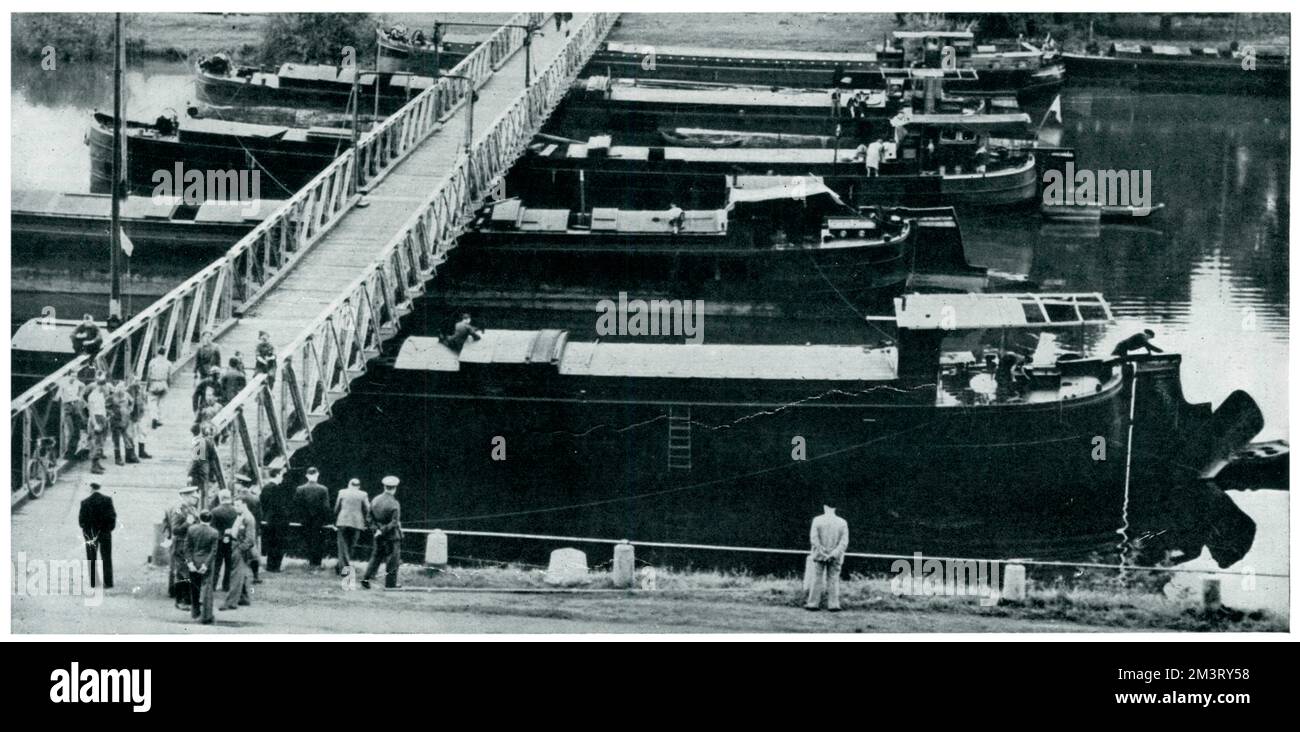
[510,112,1043,209]
[366,293,1262,520]
[86,111,350,197]
[453,176,983,309]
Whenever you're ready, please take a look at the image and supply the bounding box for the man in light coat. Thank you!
[334,478,371,576]
[804,504,849,612]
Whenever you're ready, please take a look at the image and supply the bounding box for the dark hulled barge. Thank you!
[509,112,1044,209]
[452,176,984,309]
[365,293,1261,521]
[549,73,1015,144]
[194,55,435,115]
[86,111,350,197]
[11,190,276,251]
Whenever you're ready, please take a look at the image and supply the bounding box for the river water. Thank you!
[9,56,1289,613]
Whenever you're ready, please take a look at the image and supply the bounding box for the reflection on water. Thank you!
[9,60,1290,613]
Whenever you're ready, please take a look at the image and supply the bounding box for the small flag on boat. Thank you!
[119,227,134,257]
[1041,95,1063,128]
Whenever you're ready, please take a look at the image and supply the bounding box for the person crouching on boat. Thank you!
[665,203,685,234]
[804,504,849,612]
[441,313,484,352]
[1111,329,1164,358]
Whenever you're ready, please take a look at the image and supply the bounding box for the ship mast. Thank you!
[108,12,124,322]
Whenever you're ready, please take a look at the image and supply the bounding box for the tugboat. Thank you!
[367,292,1262,521]
[510,111,1042,209]
[452,176,983,310]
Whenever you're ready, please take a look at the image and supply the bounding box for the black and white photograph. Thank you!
[4,3,1292,648]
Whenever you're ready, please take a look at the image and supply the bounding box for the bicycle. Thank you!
[24,436,60,500]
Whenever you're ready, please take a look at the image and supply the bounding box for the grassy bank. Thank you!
[403,563,1284,632]
[11,12,517,65]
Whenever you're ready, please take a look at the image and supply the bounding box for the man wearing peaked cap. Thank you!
[165,485,201,609]
[362,477,403,589]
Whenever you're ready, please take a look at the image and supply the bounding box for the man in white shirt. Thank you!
[85,375,109,474]
[145,348,172,429]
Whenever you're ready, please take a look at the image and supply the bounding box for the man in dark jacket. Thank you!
[219,357,248,405]
[362,476,403,589]
[70,315,103,358]
[78,482,116,589]
[260,468,290,571]
[1111,329,1164,357]
[194,330,221,380]
[293,467,331,568]
[186,511,220,624]
[209,490,240,591]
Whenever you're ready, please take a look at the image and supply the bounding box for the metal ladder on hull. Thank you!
[667,405,692,470]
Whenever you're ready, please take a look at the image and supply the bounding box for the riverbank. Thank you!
[10,12,513,64]
[608,12,1289,53]
[12,557,1284,634]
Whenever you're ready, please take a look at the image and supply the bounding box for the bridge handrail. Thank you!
[200,13,619,490]
[10,12,551,496]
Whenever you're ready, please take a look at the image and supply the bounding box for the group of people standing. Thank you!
[56,368,152,475]
[162,468,404,624]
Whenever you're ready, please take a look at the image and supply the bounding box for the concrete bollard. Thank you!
[1202,578,1222,611]
[1000,563,1027,603]
[150,522,170,566]
[545,547,589,585]
[425,529,448,566]
[612,541,635,588]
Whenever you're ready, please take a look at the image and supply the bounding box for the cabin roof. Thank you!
[561,342,897,380]
[603,80,876,109]
[892,30,975,40]
[726,176,845,207]
[11,319,81,353]
[566,143,858,164]
[603,41,877,64]
[891,111,1032,129]
[894,293,1114,330]
[395,332,900,381]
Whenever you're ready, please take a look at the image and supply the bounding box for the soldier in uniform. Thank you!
[165,486,201,609]
[362,476,403,589]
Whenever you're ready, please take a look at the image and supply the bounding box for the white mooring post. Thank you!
[612,541,635,588]
[546,548,589,585]
[1001,563,1027,603]
[425,529,448,566]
